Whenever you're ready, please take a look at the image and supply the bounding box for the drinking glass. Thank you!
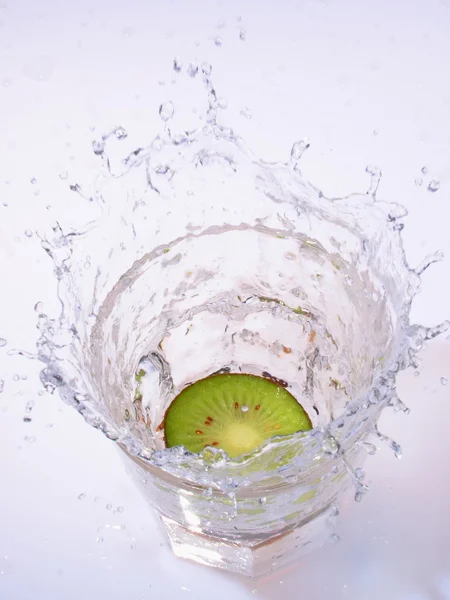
[38,121,424,576]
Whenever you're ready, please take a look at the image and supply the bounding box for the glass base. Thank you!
[159,507,330,578]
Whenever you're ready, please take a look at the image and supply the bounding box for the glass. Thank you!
[37,114,437,577]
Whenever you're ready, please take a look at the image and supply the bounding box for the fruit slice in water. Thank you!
[164,373,312,458]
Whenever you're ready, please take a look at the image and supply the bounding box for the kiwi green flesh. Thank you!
[164,373,312,458]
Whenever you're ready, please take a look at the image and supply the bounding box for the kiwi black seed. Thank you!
[164,373,312,458]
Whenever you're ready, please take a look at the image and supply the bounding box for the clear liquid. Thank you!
[36,62,449,491]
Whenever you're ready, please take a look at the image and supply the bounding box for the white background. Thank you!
[0,0,450,598]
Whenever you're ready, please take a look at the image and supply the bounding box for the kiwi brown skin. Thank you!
[162,372,312,457]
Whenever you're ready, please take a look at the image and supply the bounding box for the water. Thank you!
[35,64,449,494]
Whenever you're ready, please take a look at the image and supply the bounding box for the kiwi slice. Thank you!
[164,373,312,458]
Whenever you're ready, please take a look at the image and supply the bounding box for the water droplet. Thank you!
[12,374,19,381]
[259,497,267,505]
[214,36,223,46]
[115,127,128,140]
[159,101,174,122]
[24,229,33,238]
[30,177,37,185]
[441,377,448,386]
[0,338,7,347]
[240,106,252,119]
[414,178,423,186]
[187,63,199,78]
[330,533,340,543]
[106,503,112,510]
[0,380,4,393]
[239,29,246,41]
[115,505,124,513]
[201,63,212,77]
[427,179,440,193]
[24,436,36,444]
[21,374,27,381]
[78,493,86,500]
[130,543,136,550]
[323,435,340,455]
[92,140,104,155]
[173,57,183,72]
[25,400,34,413]
[344,275,353,287]
[58,171,68,180]
[421,166,428,175]
[290,139,310,162]
[241,405,249,412]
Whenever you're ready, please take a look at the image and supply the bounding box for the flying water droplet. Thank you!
[173,58,183,72]
[239,29,246,41]
[0,380,4,393]
[330,533,340,543]
[240,106,252,119]
[106,503,112,510]
[427,179,440,193]
[421,166,429,175]
[290,139,310,163]
[25,400,34,413]
[78,493,86,500]
[366,164,382,196]
[201,63,212,77]
[159,101,174,122]
[414,178,423,186]
[187,63,199,78]
[34,301,43,313]
[115,505,124,513]
[259,497,267,505]
[24,436,36,444]
[92,140,105,155]
[0,338,7,347]
[114,127,128,140]
[441,377,448,386]
[12,374,19,381]
[30,177,37,185]
[58,171,68,180]
[214,36,223,46]
[24,229,33,238]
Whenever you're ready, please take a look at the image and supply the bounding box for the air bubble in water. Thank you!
[0,338,7,347]
[427,179,440,193]
[441,377,448,386]
[159,101,174,122]
[241,405,249,412]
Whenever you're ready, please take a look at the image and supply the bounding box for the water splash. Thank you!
[34,62,448,497]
